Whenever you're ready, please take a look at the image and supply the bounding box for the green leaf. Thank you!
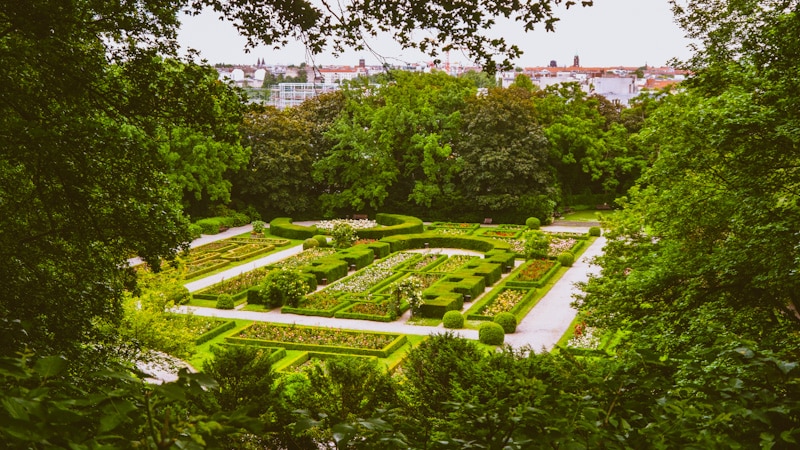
[33,356,67,379]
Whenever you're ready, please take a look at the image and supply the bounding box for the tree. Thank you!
[455,86,556,220]
[233,105,317,216]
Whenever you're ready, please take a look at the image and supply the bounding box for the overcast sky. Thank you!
[177,0,693,68]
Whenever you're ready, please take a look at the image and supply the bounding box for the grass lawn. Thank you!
[560,209,615,222]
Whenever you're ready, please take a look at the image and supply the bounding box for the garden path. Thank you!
[173,222,605,352]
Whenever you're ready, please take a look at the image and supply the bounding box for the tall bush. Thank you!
[258,269,309,308]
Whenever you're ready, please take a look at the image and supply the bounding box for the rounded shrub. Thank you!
[259,269,309,308]
[478,322,505,345]
[589,226,601,237]
[442,310,465,329]
[216,294,234,310]
[493,312,517,333]
[525,217,541,230]
[557,252,575,267]
[188,223,203,240]
[313,234,329,247]
[302,238,319,249]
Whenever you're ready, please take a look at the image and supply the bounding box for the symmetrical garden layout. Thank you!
[151,213,596,371]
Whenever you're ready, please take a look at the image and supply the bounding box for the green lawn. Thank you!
[560,209,614,222]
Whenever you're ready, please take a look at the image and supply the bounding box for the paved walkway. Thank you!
[173,223,604,353]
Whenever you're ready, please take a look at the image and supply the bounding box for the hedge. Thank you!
[334,300,410,322]
[302,257,349,285]
[506,259,562,289]
[423,275,486,302]
[276,351,379,373]
[225,327,408,358]
[335,245,376,270]
[194,320,237,345]
[366,241,391,259]
[418,292,463,319]
[281,299,352,318]
[269,217,317,240]
[466,286,538,322]
[454,260,503,286]
[380,233,513,254]
[356,213,424,240]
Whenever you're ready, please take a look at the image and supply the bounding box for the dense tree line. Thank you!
[231,71,653,223]
[2,0,799,447]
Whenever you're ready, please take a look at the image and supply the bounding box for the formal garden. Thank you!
[133,212,601,374]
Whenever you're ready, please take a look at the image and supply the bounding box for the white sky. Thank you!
[177,0,693,68]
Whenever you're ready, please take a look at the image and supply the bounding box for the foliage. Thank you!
[331,222,358,249]
[313,234,330,247]
[258,269,309,308]
[588,225,601,236]
[392,276,424,317]
[251,220,266,234]
[442,310,465,329]
[557,251,575,267]
[478,322,505,344]
[525,216,541,229]
[523,230,550,259]
[455,86,556,215]
[493,312,518,333]
[216,294,235,310]
[303,238,320,249]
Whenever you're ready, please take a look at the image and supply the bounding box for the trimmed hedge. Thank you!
[281,299,352,318]
[479,322,505,345]
[418,292,463,319]
[303,258,349,285]
[334,300,410,322]
[454,260,503,286]
[194,320,236,345]
[277,351,379,373]
[225,325,408,358]
[366,241,391,259]
[506,259,562,289]
[424,275,485,302]
[466,286,537,322]
[269,217,317,240]
[336,245,376,270]
[494,312,517,333]
[442,310,465,329]
[356,213,424,239]
[380,233,512,254]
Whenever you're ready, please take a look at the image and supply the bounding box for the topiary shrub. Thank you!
[251,220,266,235]
[258,269,309,308]
[589,226,601,237]
[493,312,517,333]
[525,217,541,230]
[478,322,505,345]
[442,310,465,329]
[313,234,329,247]
[557,252,575,267]
[216,294,234,310]
[331,222,357,248]
[523,231,550,259]
[303,238,319,250]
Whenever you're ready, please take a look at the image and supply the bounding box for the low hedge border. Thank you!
[379,233,512,254]
[476,228,523,239]
[465,286,537,322]
[217,344,288,365]
[356,213,424,240]
[423,274,486,301]
[427,222,480,231]
[454,260,504,286]
[280,299,353,318]
[505,259,562,288]
[219,244,274,262]
[334,300,410,322]
[335,245,376,270]
[418,292,463,318]
[194,320,237,345]
[276,351,380,373]
[225,328,408,358]
[184,259,231,280]
[269,217,317,240]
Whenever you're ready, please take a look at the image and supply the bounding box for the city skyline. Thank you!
[177,0,695,68]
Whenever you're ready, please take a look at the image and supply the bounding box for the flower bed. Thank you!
[479,229,523,239]
[506,259,561,288]
[326,252,416,293]
[219,243,274,261]
[334,299,410,322]
[404,253,442,271]
[465,287,537,321]
[429,254,477,272]
[195,267,274,297]
[271,247,336,269]
[427,227,474,236]
[547,237,578,257]
[316,218,378,232]
[228,323,407,357]
[281,291,351,317]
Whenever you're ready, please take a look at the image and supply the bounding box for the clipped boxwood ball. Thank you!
[479,322,505,345]
[557,252,575,267]
[313,234,329,247]
[493,312,517,333]
[303,238,319,249]
[216,294,234,310]
[442,310,465,329]
[525,217,541,230]
[589,226,601,237]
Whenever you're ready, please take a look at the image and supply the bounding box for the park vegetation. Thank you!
[1,0,799,448]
